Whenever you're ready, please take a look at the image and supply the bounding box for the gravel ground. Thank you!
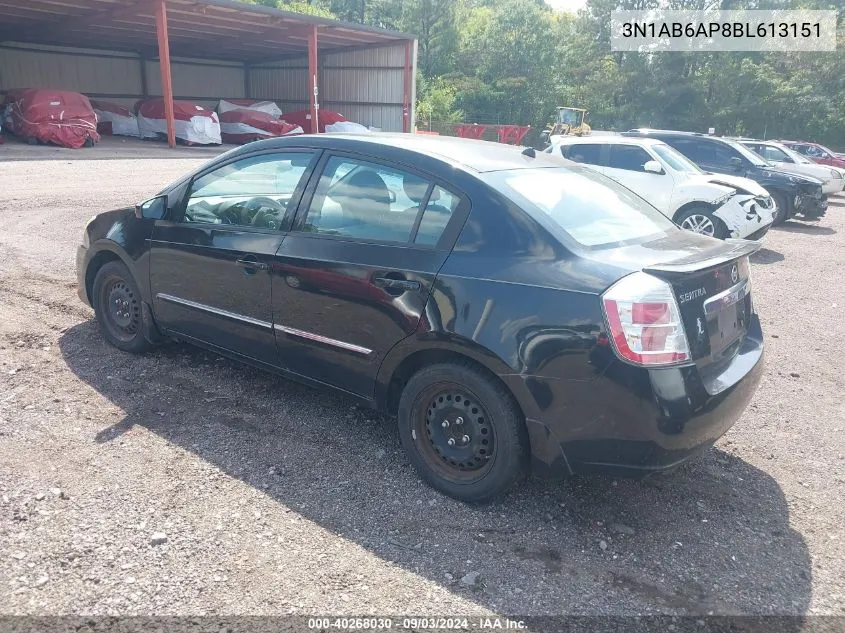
[0,139,843,620]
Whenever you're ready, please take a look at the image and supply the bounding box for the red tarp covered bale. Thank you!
[136,98,221,145]
[217,99,283,119]
[281,109,347,133]
[219,109,303,145]
[5,89,99,148]
[90,100,140,138]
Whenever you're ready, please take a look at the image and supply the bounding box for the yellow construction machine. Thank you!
[549,106,591,137]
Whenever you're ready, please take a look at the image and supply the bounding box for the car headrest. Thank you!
[402,173,429,204]
[334,170,391,219]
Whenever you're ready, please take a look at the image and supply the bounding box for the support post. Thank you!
[154,0,176,148]
[308,24,319,134]
[403,40,412,133]
[139,54,148,97]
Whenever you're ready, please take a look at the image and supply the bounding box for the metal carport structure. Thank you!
[0,0,417,146]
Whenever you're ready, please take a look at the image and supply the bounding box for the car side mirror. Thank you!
[135,195,167,220]
[387,190,397,204]
[643,160,664,174]
[730,156,743,171]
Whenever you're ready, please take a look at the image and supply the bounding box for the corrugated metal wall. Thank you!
[251,41,414,132]
[146,58,245,104]
[0,44,141,96]
[249,56,308,115]
[1,39,415,132]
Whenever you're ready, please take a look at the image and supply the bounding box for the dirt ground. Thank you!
[1,138,843,621]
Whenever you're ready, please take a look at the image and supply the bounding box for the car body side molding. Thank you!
[273,324,374,356]
[156,293,273,330]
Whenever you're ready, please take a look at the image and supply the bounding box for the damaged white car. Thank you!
[547,135,775,240]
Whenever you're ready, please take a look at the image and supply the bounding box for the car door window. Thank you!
[563,143,603,166]
[183,152,315,229]
[761,146,789,162]
[713,144,740,164]
[303,156,440,244]
[608,145,653,171]
[670,139,713,164]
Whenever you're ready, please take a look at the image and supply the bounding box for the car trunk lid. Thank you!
[643,239,760,367]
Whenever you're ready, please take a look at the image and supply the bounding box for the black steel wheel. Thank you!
[421,385,495,477]
[92,261,151,353]
[398,361,528,502]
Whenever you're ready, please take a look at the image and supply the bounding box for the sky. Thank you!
[545,0,588,13]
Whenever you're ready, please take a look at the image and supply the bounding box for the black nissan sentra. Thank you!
[76,134,764,501]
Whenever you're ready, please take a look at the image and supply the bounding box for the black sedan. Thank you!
[77,134,764,502]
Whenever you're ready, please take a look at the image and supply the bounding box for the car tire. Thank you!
[769,190,789,225]
[674,205,728,239]
[92,260,152,354]
[397,361,528,502]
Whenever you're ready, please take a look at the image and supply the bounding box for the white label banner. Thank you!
[611,10,838,52]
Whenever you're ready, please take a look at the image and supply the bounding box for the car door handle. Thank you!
[236,257,269,271]
[373,277,421,292]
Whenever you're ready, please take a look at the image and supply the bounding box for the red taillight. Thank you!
[632,302,670,324]
[602,272,691,367]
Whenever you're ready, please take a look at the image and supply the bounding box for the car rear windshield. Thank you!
[487,167,677,249]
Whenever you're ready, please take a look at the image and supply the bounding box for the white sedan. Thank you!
[739,139,844,195]
[546,135,775,240]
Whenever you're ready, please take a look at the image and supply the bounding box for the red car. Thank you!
[779,140,845,169]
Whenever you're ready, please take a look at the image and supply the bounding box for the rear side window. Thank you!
[302,156,458,246]
[488,167,676,249]
[608,145,652,171]
[414,186,459,246]
[562,143,603,166]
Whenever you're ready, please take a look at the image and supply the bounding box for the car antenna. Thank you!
[521,146,536,158]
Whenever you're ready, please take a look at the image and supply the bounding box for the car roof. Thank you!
[233,133,564,174]
[552,135,665,148]
[623,129,739,146]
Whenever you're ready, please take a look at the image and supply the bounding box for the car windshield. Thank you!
[488,167,677,249]
[722,138,768,166]
[651,143,703,174]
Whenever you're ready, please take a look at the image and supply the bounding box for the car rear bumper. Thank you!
[510,315,765,478]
